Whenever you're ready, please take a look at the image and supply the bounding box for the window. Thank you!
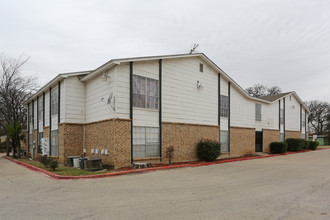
[38,132,43,154]
[133,75,158,109]
[38,97,43,121]
[280,109,284,124]
[220,131,229,152]
[51,130,59,156]
[280,133,285,142]
[255,103,261,121]
[28,103,32,124]
[28,133,33,152]
[51,87,58,116]
[302,113,305,127]
[133,127,159,158]
[199,63,203,72]
[220,95,229,118]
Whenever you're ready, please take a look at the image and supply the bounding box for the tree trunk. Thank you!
[6,136,10,156]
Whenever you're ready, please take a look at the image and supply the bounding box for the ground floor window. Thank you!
[220,131,229,152]
[28,133,33,152]
[51,130,59,156]
[133,127,159,158]
[280,133,285,142]
[38,132,43,154]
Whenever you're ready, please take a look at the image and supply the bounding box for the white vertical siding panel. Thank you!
[220,76,228,96]
[33,100,37,129]
[285,95,300,131]
[132,61,159,127]
[60,79,66,123]
[44,91,50,127]
[220,118,228,130]
[85,69,116,123]
[65,77,85,123]
[51,116,58,131]
[38,121,43,132]
[116,64,130,119]
[162,57,218,125]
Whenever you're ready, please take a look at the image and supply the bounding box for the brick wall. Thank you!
[285,130,301,139]
[162,122,219,162]
[85,119,131,168]
[230,126,255,155]
[58,123,84,165]
[263,129,280,153]
[43,127,49,138]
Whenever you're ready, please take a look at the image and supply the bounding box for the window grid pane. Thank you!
[51,130,59,156]
[220,131,229,152]
[133,75,158,109]
[133,126,160,158]
[51,87,58,116]
[255,103,261,121]
[220,95,229,118]
[38,97,43,121]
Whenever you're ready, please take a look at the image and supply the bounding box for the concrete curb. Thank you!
[3,148,328,180]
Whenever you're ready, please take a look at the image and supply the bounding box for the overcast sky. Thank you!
[1,0,329,102]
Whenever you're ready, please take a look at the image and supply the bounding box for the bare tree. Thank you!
[246,84,267,97]
[267,86,282,96]
[246,84,282,97]
[0,54,38,157]
[305,100,330,135]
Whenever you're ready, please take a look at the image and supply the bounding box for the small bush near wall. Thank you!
[286,138,305,151]
[270,142,288,154]
[308,141,319,150]
[303,140,310,150]
[196,139,221,162]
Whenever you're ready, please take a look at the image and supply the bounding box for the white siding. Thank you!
[38,121,43,132]
[116,64,130,119]
[60,79,66,123]
[285,95,300,131]
[161,57,218,125]
[33,100,37,129]
[132,61,159,127]
[44,91,50,127]
[85,69,116,123]
[230,85,279,130]
[65,77,85,123]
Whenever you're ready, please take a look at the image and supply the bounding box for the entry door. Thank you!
[255,131,263,152]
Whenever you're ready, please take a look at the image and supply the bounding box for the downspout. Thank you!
[83,80,86,155]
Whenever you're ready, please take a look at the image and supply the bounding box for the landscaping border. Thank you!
[3,148,328,180]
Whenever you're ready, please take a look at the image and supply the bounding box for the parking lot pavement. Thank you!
[1,150,330,220]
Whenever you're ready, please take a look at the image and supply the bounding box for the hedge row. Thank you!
[270,138,319,154]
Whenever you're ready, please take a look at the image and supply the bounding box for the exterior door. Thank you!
[255,131,263,152]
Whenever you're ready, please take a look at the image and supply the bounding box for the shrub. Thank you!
[270,142,288,153]
[308,141,319,150]
[196,139,221,162]
[49,160,59,171]
[39,155,51,166]
[286,138,304,151]
[165,146,175,164]
[303,140,310,150]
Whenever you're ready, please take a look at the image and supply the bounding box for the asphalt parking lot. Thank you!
[1,150,330,220]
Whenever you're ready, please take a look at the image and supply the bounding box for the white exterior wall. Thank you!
[65,77,86,123]
[230,85,279,130]
[220,77,229,131]
[38,97,43,132]
[116,64,130,119]
[132,60,159,127]
[33,100,37,130]
[161,57,218,125]
[85,69,116,123]
[60,79,66,123]
[285,95,300,131]
[44,90,50,127]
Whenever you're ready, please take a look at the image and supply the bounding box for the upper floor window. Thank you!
[199,63,203,72]
[133,75,158,109]
[28,103,32,124]
[302,113,305,127]
[51,87,58,116]
[220,95,229,118]
[255,103,261,121]
[38,96,43,121]
[280,109,284,124]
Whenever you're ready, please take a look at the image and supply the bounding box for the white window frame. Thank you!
[220,131,229,152]
[220,95,229,118]
[133,126,160,158]
[255,103,262,122]
[51,87,58,116]
[38,96,43,121]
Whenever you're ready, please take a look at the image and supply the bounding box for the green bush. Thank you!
[270,142,288,153]
[303,140,310,150]
[286,138,305,151]
[196,139,221,162]
[49,160,59,171]
[38,155,51,166]
[308,141,319,150]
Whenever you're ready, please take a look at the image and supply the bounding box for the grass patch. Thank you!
[16,158,113,176]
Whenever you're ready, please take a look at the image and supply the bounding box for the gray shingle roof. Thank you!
[257,92,292,102]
